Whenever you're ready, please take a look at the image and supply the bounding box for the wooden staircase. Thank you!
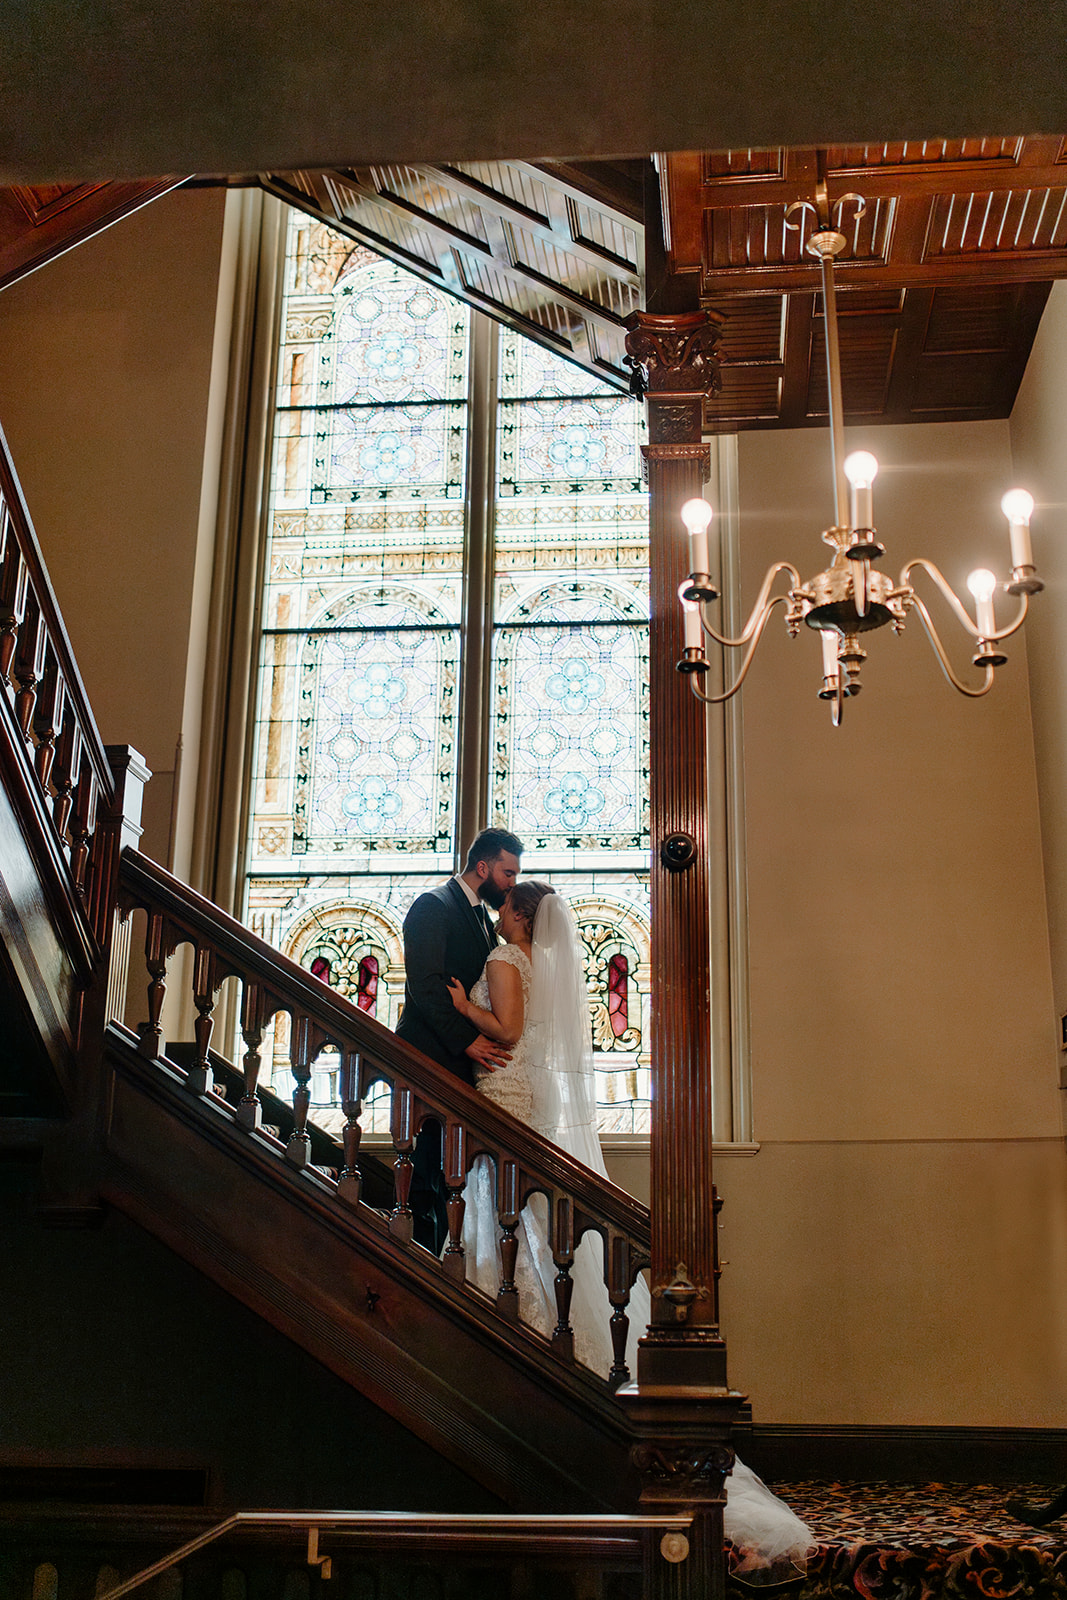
[0,412,653,1517]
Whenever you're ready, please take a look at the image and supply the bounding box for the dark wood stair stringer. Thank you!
[102,1022,641,1513]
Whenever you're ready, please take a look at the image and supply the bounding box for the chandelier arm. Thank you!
[986,591,1029,642]
[909,593,997,697]
[690,595,788,705]
[900,559,980,635]
[699,563,802,649]
[901,559,1030,641]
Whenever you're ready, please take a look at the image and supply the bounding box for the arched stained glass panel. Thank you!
[493,580,648,850]
[608,953,629,1038]
[298,587,457,856]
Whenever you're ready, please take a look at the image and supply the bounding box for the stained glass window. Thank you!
[492,333,651,1129]
[245,211,650,1136]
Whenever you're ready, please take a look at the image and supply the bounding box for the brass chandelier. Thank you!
[676,190,1043,726]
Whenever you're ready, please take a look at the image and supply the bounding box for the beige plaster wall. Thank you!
[0,185,228,865]
[1009,281,1067,1059]
[704,420,1065,1424]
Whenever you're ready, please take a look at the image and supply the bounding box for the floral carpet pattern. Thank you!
[728,1482,1067,1598]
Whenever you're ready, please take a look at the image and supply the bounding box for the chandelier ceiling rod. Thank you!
[676,163,1043,726]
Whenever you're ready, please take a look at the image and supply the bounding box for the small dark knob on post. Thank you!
[660,832,697,872]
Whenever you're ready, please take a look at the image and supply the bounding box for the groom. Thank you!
[396,826,523,1251]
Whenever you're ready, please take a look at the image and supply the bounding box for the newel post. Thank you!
[40,745,151,1226]
[618,311,747,1600]
[87,745,152,1030]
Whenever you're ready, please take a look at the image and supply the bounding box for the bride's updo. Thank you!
[509,879,555,936]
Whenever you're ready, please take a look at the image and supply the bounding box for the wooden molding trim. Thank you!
[740,1422,1067,1483]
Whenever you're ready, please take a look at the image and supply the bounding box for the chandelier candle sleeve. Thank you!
[967,569,998,637]
[1002,489,1036,571]
[679,581,703,650]
[820,631,838,677]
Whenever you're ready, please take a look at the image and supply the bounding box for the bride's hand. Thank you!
[447,977,469,1015]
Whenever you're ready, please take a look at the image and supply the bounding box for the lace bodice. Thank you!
[470,944,534,1122]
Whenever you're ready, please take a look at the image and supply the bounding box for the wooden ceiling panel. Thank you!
[922,284,1018,353]
[265,161,644,390]
[807,321,899,418]
[705,365,783,426]
[658,136,1067,428]
[910,354,1009,414]
[0,176,186,293]
[712,298,785,364]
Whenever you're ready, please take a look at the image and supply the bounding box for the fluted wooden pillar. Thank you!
[619,311,746,1600]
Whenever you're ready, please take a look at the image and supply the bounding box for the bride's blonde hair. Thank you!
[509,879,555,935]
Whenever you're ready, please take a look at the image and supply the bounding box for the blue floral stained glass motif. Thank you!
[296,590,458,856]
[494,581,648,850]
[308,256,468,505]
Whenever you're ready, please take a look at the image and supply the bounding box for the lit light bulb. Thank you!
[1001,489,1034,524]
[843,451,878,530]
[680,498,714,535]
[967,568,998,637]
[680,497,713,576]
[843,452,879,488]
[1001,488,1035,570]
[967,569,997,602]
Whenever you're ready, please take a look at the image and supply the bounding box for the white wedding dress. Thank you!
[458,895,816,1575]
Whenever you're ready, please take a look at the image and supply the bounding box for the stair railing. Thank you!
[0,421,117,943]
[90,1509,696,1600]
[115,847,652,1390]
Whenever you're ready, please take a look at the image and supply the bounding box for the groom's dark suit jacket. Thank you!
[396,878,497,1085]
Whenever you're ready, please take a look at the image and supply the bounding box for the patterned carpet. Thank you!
[728,1481,1067,1597]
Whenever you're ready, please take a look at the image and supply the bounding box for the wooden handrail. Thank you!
[94,1509,694,1600]
[116,847,652,1389]
[0,420,115,923]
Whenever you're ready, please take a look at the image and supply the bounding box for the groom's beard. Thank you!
[479,884,507,910]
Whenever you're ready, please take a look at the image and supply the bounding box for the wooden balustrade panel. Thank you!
[0,428,114,915]
[115,847,652,1391]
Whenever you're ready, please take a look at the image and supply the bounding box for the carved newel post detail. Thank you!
[619,311,747,1600]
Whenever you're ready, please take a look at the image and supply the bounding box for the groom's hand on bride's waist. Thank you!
[465,1034,511,1073]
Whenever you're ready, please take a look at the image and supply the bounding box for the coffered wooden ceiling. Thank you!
[1,136,1066,433]
[656,136,1067,431]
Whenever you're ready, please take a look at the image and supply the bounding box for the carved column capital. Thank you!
[624,309,725,445]
[631,1441,736,1504]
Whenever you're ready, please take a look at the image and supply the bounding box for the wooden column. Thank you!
[618,311,746,1600]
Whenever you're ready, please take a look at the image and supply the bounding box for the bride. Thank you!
[447,879,816,1577]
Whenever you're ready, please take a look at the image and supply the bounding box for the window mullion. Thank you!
[453,309,498,867]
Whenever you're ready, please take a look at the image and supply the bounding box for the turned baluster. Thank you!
[69,756,100,895]
[0,528,27,690]
[550,1194,576,1361]
[32,653,66,795]
[388,1084,414,1243]
[13,598,46,743]
[237,980,265,1130]
[337,1049,363,1205]
[185,945,219,1093]
[607,1233,635,1391]
[137,911,170,1058]
[496,1158,520,1322]
[442,1120,468,1282]
[286,1012,317,1168]
[52,710,82,849]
